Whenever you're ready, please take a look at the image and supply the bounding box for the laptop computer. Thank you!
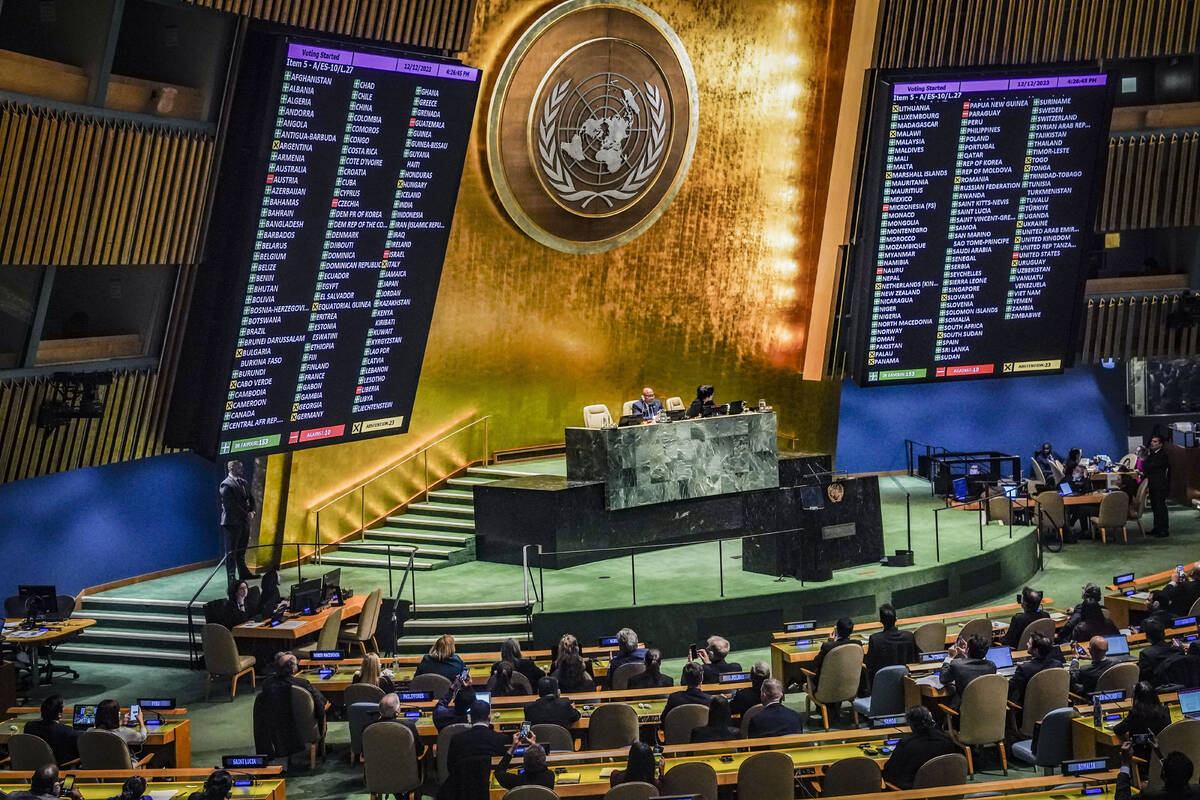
[987,646,1016,676]
[1058,482,1074,497]
[1180,688,1200,720]
[666,409,686,421]
[617,414,644,427]
[728,400,744,415]
[1104,634,1135,663]
[1003,484,1019,499]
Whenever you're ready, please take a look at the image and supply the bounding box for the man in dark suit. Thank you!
[628,649,673,689]
[1143,590,1177,632]
[663,662,711,717]
[866,604,918,688]
[811,617,863,690]
[747,679,803,738]
[219,460,255,582]
[1138,618,1183,686]
[434,675,475,731]
[730,661,769,718]
[277,652,327,726]
[1072,635,1117,695]
[938,634,997,707]
[630,388,663,421]
[881,706,959,790]
[694,635,742,684]
[1163,566,1200,616]
[1142,435,1171,538]
[1058,583,1103,643]
[1001,586,1048,649]
[523,677,581,728]
[1008,635,1063,725]
[364,693,421,763]
[1115,740,1200,799]
[439,700,510,800]
[23,695,79,764]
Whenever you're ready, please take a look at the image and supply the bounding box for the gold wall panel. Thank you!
[0,104,213,266]
[0,369,174,482]
[262,0,854,549]
[183,0,478,52]
[1099,132,1200,232]
[876,0,1200,68]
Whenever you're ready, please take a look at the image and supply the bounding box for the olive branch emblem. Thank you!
[537,78,667,209]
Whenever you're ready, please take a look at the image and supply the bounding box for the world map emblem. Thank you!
[487,0,698,253]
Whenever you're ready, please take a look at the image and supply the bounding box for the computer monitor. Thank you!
[1003,484,1019,499]
[1104,635,1130,656]
[952,477,968,500]
[986,646,1014,669]
[289,578,323,614]
[17,585,58,620]
[321,569,341,590]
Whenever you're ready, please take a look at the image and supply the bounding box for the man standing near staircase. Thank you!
[219,460,255,582]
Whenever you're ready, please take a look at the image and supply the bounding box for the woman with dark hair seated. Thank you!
[1070,599,1119,642]
[686,385,717,419]
[609,741,664,789]
[94,699,146,751]
[254,569,286,620]
[689,695,739,742]
[106,775,146,800]
[487,661,524,697]
[501,637,545,688]
[551,653,595,693]
[219,580,252,629]
[187,770,233,800]
[1114,682,1172,764]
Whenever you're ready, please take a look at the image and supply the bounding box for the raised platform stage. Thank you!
[473,452,886,571]
[67,474,1046,665]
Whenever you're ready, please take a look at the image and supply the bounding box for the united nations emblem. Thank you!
[826,482,845,504]
[487,0,698,253]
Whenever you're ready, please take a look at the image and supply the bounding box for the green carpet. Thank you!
[23,484,1200,799]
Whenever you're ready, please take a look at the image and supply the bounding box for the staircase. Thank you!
[395,599,534,655]
[56,595,195,668]
[319,463,549,572]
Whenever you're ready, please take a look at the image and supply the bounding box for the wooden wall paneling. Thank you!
[1081,299,1096,362]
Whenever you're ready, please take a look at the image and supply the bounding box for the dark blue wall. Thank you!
[835,365,1129,474]
[0,453,221,597]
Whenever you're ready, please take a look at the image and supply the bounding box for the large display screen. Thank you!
[168,32,480,457]
[846,69,1111,386]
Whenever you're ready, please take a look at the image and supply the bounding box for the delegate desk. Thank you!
[770,601,1062,688]
[815,773,1121,800]
[1104,562,1200,628]
[232,593,364,642]
[301,642,634,694]
[488,728,908,798]
[565,411,780,511]
[1,618,96,685]
[0,768,284,799]
[0,706,191,767]
[1071,691,1183,758]
[343,681,750,740]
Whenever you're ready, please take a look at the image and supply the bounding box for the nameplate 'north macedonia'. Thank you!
[487,0,698,253]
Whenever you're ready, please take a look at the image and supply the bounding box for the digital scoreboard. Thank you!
[168,33,480,457]
[847,70,1111,386]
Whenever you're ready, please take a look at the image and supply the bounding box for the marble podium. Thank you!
[565,412,780,510]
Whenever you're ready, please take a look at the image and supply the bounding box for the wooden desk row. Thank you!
[323,680,753,739]
[231,593,366,641]
[0,706,191,768]
[487,727,911,798]
[0,768,284,800]
[1,618,97,685]
[1104,559,1200,628]
[770,600,1058,643]
[771,610,1070,688]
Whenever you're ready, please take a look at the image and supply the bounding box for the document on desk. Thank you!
[237,620,267,629]
[274,620,306,629]
[147,791,181,800]
[5,630,45,639]
[915,674,944,688]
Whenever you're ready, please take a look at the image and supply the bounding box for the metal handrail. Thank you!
[184,542,305,668]
[311,415,492,513]
[930,493,1020,562]
[888,476,913,554]
[523,526,822,610]
[311,415,491,565]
